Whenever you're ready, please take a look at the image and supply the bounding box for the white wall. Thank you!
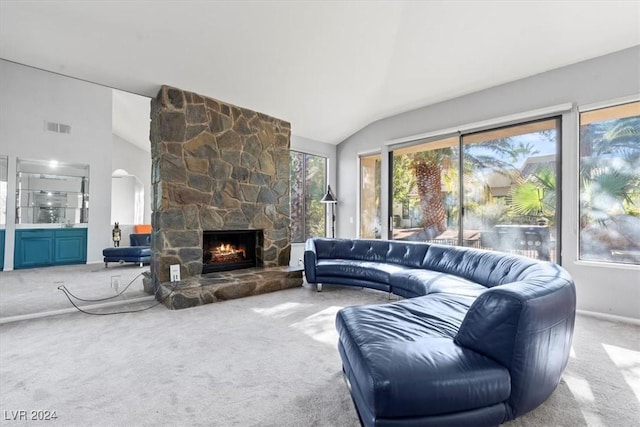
[111,175,138,225]
[112,133,152,224]
[0,60,113,267]
[289,134,337,266]
[336,46,640,319]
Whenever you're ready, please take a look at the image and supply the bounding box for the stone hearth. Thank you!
[145,267,303,310]
[146,85,299,308]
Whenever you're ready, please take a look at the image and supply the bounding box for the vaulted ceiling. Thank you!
[1,1,638,144]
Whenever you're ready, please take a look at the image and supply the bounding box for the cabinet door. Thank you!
[14,230,54,269]
[0,230,5,270]
[54,229,87,264]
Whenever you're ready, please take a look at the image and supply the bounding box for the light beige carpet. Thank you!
[0,283,638,426]
[0,263,150,319]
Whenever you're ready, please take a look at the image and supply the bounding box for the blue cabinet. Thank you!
[0,229,5,270]
[14,228,87,269]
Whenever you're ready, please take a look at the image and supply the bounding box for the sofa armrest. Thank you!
[454,286,525,368]
[454,278,575,368]
[303,238,318,283]
[454,277,576,417]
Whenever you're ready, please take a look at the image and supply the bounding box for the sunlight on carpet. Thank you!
[563,373,605,425]
[564,373,596,402]
[290,306,345,346]
[602,343,640,402]
[251,301,313,318]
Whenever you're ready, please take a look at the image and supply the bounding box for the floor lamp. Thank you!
[320,185,338,238]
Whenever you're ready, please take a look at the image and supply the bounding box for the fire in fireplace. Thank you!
[202,230,262,274]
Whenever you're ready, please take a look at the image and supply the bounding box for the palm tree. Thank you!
[578,115,639,262]
[579,116,640,227]
[410,150,449,237]
[407,138,539,237]
[509,167,556,222]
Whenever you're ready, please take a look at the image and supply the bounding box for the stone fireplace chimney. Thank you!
[149,86,292,290]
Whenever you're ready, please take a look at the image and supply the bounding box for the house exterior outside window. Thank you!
[579,101,640,266]
[360,153,381,239]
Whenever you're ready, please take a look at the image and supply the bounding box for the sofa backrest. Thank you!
[311,237,430,268]
[421,244,540,288]
[310,237,540,288]
[130,233,151,247]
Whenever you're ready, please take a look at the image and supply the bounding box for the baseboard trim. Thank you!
[576,309,640,326]
[0,296,156,324]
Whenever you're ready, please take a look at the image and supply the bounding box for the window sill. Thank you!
[573,259,640,271]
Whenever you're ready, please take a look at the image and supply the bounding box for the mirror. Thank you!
[16,158,89,225]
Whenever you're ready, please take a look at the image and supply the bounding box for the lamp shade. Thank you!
[320,185,337,203]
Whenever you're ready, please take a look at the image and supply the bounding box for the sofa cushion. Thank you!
[383,241,430,268]
[130,233,150,246]
[316,259,412,285]
[390,269,488,298]
[103,246,151,258]
[336,294,511,418]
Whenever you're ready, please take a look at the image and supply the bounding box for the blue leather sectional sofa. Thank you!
[304,237,576,427]
[102,233,151,267]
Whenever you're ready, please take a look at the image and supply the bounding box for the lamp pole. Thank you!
[330,202,336,238]
[320,185,338,238]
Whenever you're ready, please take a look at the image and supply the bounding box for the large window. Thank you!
[290,151,327,243]
[360,154,381,238]
[391,118,560,262]
[579,101,640,265]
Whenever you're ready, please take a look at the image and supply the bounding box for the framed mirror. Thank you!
[16,158,89,225]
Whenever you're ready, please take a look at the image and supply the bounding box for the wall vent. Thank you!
[45,121,71,134]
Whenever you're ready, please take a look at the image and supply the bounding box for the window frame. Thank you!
[388,116,563,264]
[577,97,640,267]
[289,150,328,243]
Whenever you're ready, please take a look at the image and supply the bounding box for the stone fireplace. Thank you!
[145,85,301,309]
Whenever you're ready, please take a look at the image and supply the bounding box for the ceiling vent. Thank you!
[45,121,58,132]
[45,121,71,134]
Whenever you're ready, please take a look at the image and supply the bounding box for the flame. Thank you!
[218,243,234,254]
[208,242,246,264]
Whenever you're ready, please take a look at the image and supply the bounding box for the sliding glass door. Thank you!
[390,118,560,262]
[461,118,560,261]
[359,154,382,238]
[391,136,460,242]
